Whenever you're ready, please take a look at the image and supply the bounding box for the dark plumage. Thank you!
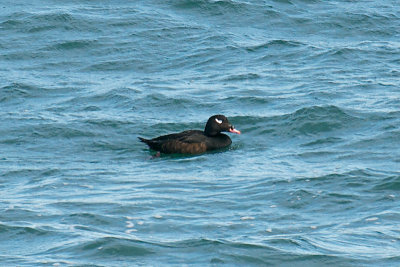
[139,115,241,154]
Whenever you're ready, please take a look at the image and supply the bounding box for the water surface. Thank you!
[1,0,400,266]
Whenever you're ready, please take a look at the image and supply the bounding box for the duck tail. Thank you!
[138,137,149,143]
[138,137,160,151]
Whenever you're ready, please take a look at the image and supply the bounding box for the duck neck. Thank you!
[204,125,219,137]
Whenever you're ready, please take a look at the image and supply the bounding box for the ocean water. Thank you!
[1,0,400,266]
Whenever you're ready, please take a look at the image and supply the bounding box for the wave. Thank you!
[234,105,359,139]
[43,236,279,264]
[172,0,254,13]
[39,235,394,265]
[371,175,400,191]
[47,39,98,51]
[50,87,140,112]
[346,130,400,150]
[3,168,60,180]
[24,12,99,33]
[1,10,95,34]
[0,83,39,103]
[0,223,52,237]
[245,39,307,52]
[221,73,262,82]
[0,82,77,105]
[29,123,97,139]
[46,236,154,258]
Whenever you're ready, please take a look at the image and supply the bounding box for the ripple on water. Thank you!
[1,0,400,266]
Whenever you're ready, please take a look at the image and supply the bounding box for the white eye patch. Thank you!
[215,118,223,124]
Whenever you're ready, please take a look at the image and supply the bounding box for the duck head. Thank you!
[204,114,241,136]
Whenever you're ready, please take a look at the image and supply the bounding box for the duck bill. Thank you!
[229,128,241,134]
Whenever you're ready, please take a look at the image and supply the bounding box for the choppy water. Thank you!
[1,0,400,266]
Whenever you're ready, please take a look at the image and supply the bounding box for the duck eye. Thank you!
[215,118,223,124]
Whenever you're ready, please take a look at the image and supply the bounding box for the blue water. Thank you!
[1,0,400,266]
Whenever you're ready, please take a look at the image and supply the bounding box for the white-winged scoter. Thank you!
[139,114,241,154]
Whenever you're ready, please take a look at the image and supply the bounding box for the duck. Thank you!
[138,114,240,154]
